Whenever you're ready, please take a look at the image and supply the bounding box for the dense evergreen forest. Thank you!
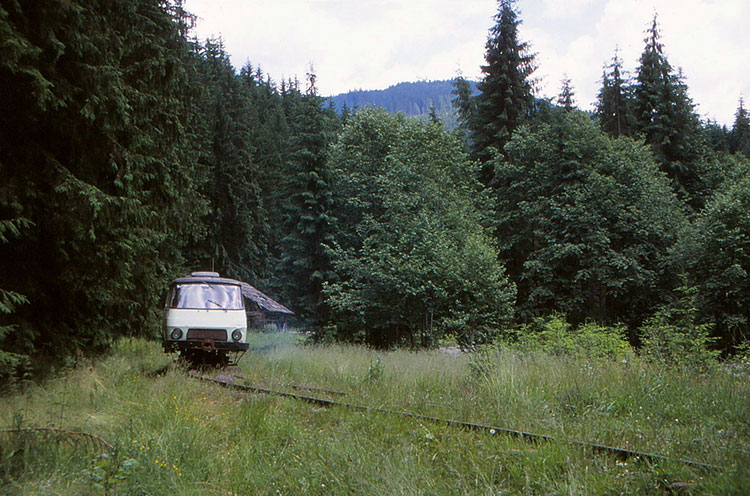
[2,0,750,380]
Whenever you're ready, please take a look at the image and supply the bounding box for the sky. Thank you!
[183,0,749,127]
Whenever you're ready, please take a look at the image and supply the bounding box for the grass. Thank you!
[1,333,748,495]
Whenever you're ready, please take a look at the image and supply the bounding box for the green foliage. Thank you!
[277,74,337,328]
[557,76,575,110]
[83,448,138,495]
[367,356,384,382]
[324,109,515,348]
[730,97,750,158]
[639,286,719,369]
[0,0,207,362]
[187,39,269,283]
[730,341,750,367]
[633,16,702,204]
[595,50,635,138]
[509,315,634,360]
[470,0,537,180]
[451,74,477,140]
[679,173,750,349]
[494,109,685,328]
[0,218,31,383]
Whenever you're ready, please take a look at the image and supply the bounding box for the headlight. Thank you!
[231,330,242,342]
[170,329,183,340]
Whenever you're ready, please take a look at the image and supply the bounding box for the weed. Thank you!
[367,356,384,382]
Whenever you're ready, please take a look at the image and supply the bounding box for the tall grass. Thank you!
[1,334,748,495]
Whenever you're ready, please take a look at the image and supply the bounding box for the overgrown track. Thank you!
[230,374,346,397]
[190,372,722,472]
[0,427,112,453]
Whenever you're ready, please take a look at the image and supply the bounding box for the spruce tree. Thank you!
[702,119,730,153]
[452,74,476,133]
[278,72,335,328]
[238,62,293,277]
[633,15,700,198]
[189,39,268,283]
[730,97,750,158]
[0,0,207,360]
[471,0,536,183]
[557,76,575,110]
[595,50,633,138]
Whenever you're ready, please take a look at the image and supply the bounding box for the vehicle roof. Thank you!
[170,274,243,286]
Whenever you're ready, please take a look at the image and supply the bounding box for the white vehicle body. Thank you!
[162,272,249,357]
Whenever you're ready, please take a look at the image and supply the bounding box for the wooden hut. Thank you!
[240,282,294,331]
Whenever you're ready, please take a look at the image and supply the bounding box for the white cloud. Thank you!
[184,0,748,126]
[523,0,750,124]
[541,0,598,19]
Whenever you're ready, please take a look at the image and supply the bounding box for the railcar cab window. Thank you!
[168,284,244,310]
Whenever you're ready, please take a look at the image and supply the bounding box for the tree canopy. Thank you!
[493,110,686,330]
[324,109,516,348]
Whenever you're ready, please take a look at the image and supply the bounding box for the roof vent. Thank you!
[190,271,220,278]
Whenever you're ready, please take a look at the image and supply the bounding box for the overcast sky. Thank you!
[183,0,749,127]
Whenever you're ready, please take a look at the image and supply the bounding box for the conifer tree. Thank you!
[595,50,633,138]
[633,16,700,197]
[557,76,575,110]
[452,74,476,133]
[238,62,292,275]
[730,97,750,158]
[278,71,335,328]
[0,0,207,360]
[471,0,536,183]
[702,119,730,153]
[188,40,268,283]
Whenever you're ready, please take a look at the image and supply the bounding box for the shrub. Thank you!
[639,286,719,370]
[509,314,634,360]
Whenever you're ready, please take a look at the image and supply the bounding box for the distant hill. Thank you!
[327,79,479,129]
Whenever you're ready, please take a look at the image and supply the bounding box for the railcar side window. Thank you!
[169,284,244,310]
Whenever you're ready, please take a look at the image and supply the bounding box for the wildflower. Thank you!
[489,429,496,435]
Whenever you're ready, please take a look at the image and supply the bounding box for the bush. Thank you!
[508,314,634,360]
[639,286,719,370]
[730,341,750,367]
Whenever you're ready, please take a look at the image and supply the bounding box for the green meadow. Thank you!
[1,334,748,495]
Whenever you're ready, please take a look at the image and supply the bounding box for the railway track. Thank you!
[188,370,721,472]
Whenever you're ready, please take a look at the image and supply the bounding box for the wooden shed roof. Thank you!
[240,282,294,315]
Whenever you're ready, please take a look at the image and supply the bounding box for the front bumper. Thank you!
[163,339,249,353]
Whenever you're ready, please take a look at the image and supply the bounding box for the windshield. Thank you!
[169,283,244,310]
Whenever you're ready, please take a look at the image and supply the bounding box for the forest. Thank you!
[1,0,750,381]
[329,79,476,125]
